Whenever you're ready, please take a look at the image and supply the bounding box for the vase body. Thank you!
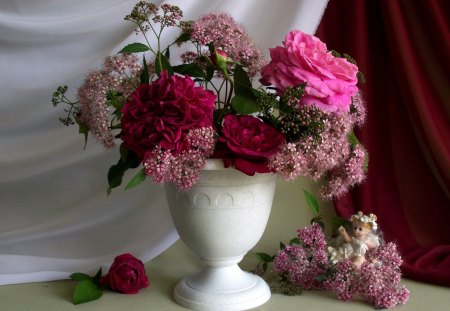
[165,159,276,311]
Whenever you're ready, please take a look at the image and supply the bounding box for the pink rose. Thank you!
[121,71,216,159]
[100,253,149,294]
[219,115,285,175]
[260,30,359,112]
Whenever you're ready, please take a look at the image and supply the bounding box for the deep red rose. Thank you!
[219,115,285,175]
[100,253,149,294]
[120,71,216,159]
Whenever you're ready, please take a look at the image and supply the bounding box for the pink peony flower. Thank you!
[260,30,359,113]
[219,115,285,175]
[120,71,216,159]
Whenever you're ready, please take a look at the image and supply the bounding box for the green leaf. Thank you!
[364,151,369,172]
[175,32,191,44]
[73,280,103,305]
[78,122,89,150]
[311,216,325,231]
[331,216,351,230]
[173,63,205,78]
[93,268,102,284]
[303,189,320,216]
[231,94,260,114]
[140,55,149,84]
[70,273,91,281]
[315,274,329,282]
[347,130,360,148]
[280,242,286,250]
[120,144,129,162]
[255,252,274,263]
[231,65,259,114]
[290,237,300,245]
[107,147,140,194]
[205,66,214,82]
[107,159,127,193]
[262,262,268,273]
[125,169,147,190]
[164,47,170,59]
[120,43,150,54]
[155,51,173,76]
[233,65,253,93]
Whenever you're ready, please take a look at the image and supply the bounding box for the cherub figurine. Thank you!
[328,211,380,268]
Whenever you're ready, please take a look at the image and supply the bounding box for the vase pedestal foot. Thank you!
[173,265,271,311]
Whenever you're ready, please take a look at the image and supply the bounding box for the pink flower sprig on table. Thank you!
[268,222,410,309]
[274,223,328,291]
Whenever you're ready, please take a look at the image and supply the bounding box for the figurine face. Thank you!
[352,221,371,239]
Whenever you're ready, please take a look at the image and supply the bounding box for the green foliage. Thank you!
[73,280,103,305]
[155,52,173,76]
[174,32,191,44]
[231,66,259,114]
[70,269,103,305]
[125,169,147,190]
[255,252,274,263]
[173,63,205,78]
[331,216,351,231]
[347,130,360,148]
[303,189,320,216]
[311,216,325,231]
[119,43,150,54]
[140,55,149,84]
[107,144,140,194]
[70,273,91,281]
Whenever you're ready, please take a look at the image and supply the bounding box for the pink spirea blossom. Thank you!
[273,224,409,309]
[77,54,142,148]
[191,12,265,76]
[321,144,367,199]
[270,107,352,182]
[260,30,359,113]
[358,243,410,309]
[274,223,329,290]
[142,127,216,190]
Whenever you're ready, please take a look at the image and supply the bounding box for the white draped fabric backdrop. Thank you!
[0,0,328,285]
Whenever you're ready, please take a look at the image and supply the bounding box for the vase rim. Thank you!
[204,159,228,170]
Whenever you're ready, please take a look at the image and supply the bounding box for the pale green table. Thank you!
[1,240,449,311]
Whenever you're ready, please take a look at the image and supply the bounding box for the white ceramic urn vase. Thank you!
[165,159,276,311]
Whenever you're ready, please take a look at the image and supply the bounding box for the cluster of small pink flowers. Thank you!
[191,12,265,76]
[142,127,216,190]
[350,92,367,127]
[77,54,142,148]
[152,3,183,27]
[321,144,367,199]
[358,243,410,308]
[270,111,352,181]
[323,259,358,301]
[180,51,198,64]
[274,223,329,290]
[270,97,369,200]
[272,224,409,309]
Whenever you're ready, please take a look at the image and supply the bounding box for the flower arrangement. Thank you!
[52,1,367,199]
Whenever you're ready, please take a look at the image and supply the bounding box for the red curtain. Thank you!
[316,0,450,286]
